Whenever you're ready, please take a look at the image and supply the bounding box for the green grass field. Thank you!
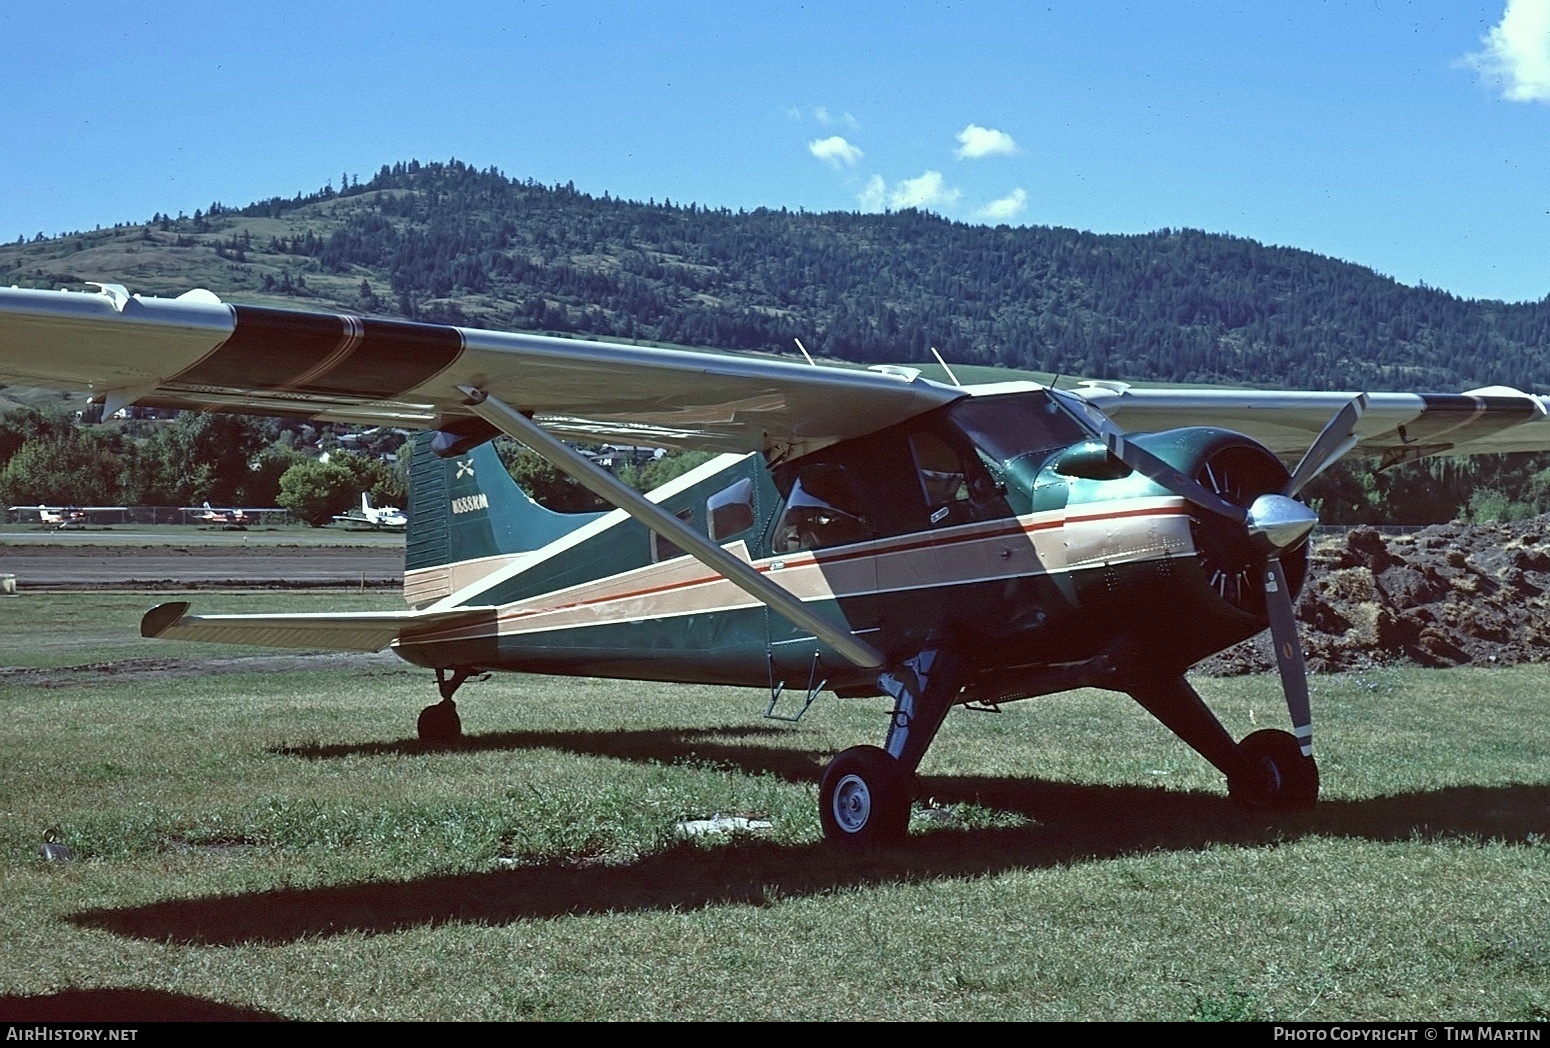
[1,593,1548,1020]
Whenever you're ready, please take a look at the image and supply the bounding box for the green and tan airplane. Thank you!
[5,282,1550,845]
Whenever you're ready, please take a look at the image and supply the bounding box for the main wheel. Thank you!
[1229,728,1318,810]
[819,745,911,846]
[417,699,462,747]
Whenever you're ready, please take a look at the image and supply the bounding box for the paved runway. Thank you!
[0,544,403,589]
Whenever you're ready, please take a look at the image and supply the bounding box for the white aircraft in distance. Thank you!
[36,504,86,529]
[334,492,408,531]
[195,502,249,527]
[4,282,1550,846]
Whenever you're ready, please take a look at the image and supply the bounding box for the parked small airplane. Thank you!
[36,504,86,530]
[333,492,408,531]
[4,283,1550,845]
[194,502,249,527]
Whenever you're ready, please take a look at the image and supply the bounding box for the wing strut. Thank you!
[456,385,887,671]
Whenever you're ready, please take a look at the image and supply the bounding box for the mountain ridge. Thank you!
[3,158,1546,393]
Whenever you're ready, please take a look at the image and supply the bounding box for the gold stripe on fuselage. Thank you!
[395,497,1194,650]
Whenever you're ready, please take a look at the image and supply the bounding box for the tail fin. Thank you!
[404,433,604,605]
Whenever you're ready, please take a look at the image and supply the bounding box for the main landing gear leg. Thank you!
[1125,675,1317,810]
[418,667,476,747]
[819,648,963,847]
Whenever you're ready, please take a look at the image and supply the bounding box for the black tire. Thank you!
[819,745,911,846]
[1229,728,1318,810]
[417,699,462,747]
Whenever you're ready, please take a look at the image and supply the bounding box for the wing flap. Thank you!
[140,601,500,653]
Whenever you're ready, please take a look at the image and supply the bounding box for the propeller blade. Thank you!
[1264,556,1312,757]
[1101,428,1248,525]
[1286,393,1369,497]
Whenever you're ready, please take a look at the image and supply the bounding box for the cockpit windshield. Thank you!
[948,391,1090,467]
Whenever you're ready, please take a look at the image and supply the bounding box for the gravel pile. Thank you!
[1200,518,1550,675]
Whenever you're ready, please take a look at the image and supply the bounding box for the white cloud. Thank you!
[974,188,1028,222]
[1462,0,1550,103]
[858,175,887,212]
[856,172,964,213]
[809,135,864,168]
[889,171,961,210]
[814,106,860,130]
[954,124,1020,159]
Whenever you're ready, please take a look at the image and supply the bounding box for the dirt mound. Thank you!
[1199,518,1550,675]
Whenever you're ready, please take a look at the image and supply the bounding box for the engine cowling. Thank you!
[1187,441,1310,619]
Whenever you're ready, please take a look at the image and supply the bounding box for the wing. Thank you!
[1065,381,1550,465]
[7,284,1549,465]
[0,285,961,459]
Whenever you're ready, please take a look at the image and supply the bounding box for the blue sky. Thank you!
[2,1,1547,302]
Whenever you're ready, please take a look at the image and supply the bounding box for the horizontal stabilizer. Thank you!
[140,601,499,653]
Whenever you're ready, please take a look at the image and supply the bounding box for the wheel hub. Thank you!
[832,773,872,833]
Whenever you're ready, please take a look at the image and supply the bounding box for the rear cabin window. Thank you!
[652,508,695,562]
[707,478,756,540]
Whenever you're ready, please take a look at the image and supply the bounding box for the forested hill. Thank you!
[4,158,1549,392]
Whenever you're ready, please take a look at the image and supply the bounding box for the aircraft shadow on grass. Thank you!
[0,987,287,1022]
[271,724,828,783]
[71,776,1550,948]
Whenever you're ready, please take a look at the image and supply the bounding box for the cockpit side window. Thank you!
[772,463,870,553]
[908,430,973,525]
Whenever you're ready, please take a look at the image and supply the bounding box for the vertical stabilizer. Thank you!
[403,434,604,605]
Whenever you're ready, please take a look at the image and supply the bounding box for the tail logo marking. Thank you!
[456,459,476,479]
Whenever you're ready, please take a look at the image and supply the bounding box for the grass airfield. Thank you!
[0,589,1548,1020]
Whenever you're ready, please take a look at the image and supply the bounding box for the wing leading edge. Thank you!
[1064,382,1550,465]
